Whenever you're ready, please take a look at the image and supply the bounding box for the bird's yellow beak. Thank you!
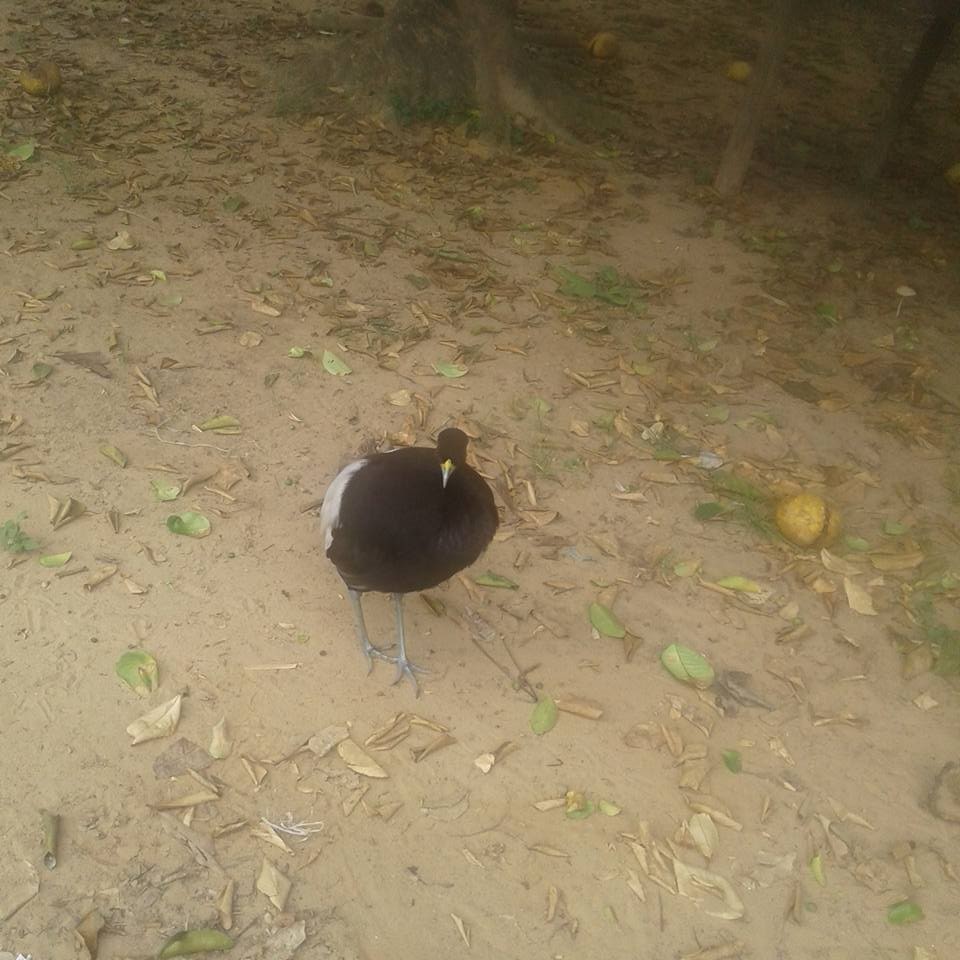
[441,458,455,488]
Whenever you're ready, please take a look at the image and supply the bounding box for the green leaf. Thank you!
[159,928,234,958]
[673,559,701,578]
[150,269,167,281]
[100,444,128,467]
[71,237,98,251]
[886,900,923,925]
[288,346,310,358]
[716,575,762,593]
[844,535,870,551]
[710,471,766,501]
[322,349,352,376]
[554,266,595,299]
[660,644,714,689]
[166,511,211,538]
[884,519,907,536]
[694,502,725,521]
[565,799,595,820]
[115,650,159,697]
[1,514,37,553]
[588,602,625,639]
[221,195,246,213]
[39,552,72,568]
[810,853,826,886]
[652,444,683,461]
[7,141,36,161]
[815,302,838,323]
[597,799,621,816]
[197,414,241,432]
[433,361,468,379]
[530,697,558,735]
[152,479,182,502]
[474,572,519,590]
[934,631,960,676]
[722,749,742,773]
[31,362,53,381]
[703,404,729,423]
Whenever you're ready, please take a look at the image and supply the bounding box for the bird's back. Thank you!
[326,448,497,594]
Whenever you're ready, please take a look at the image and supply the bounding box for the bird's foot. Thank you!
[360,638,397,672]
[391,656,429,697]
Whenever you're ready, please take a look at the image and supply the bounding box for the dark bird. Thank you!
[321,427,498,694]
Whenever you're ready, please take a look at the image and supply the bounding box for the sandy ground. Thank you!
[1,1,959,958]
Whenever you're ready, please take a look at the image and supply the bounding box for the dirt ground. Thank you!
[2,1,959,958]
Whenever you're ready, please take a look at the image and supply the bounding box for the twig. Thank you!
[470,636,538,702]
[151,420,230,454]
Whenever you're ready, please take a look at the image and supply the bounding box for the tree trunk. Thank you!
[861,0,960,182]
[714,0,799,197]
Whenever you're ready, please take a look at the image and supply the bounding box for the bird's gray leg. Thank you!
[348,589,394,671]
[390,593,429,696]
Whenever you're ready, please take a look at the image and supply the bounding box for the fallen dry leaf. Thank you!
[74,909,104,960]
[844,576,878,615]
[673,859,745,920]
[257,859,291,910]
[127,695,182,745]
[338,738,388,778]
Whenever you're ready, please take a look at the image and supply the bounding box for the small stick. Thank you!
[41,809,59,869]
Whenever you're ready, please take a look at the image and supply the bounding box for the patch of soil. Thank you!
[1,1,958,958]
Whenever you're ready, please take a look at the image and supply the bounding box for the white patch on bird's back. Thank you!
[319,458,366,551]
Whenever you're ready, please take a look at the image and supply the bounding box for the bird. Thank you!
[320,427,498,695]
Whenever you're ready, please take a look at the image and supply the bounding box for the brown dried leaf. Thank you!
[843,576,877,616]
[673,859,745,920]
[217,879,235,931]
[307,724,350,757]
[412,732,457,762]
[528,843,570,859]
[555,697,604,720]
[533,797,566,812]
[338,739,389,778]
[84,564,118,591]
[127,695,182,745]
[241,756,268,786]
[48,495,86,530]
[420,792,469,821]
[251,821,293,853]
[684,792,743,831]
[869,551,924,572]
[53,351,112,379]
[74,909,104,960]
[152,789,220,810]
[451,913,470,947]
[257,859,291,910]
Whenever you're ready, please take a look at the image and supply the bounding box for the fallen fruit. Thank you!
[726,60,752,83]
[20,61,62,97]
[775,492,839,547]
[588,32,619,59]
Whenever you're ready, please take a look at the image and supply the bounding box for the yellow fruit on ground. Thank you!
[726,60,752,83]
[775,492,839,547]
[19,61,62,97]
[588,32,619,60]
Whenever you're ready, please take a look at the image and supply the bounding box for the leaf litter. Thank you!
[5,11,960,959]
